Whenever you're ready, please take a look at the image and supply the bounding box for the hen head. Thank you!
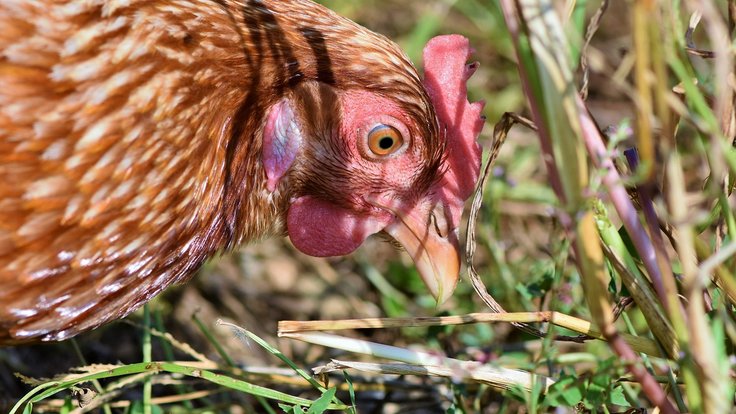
[0,0,483,343]
[263,34,485,303]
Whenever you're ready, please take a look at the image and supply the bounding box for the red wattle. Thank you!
[287,196,392,257]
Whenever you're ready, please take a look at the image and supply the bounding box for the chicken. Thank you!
[0,0,484,344]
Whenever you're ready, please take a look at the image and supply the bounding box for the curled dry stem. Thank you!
[464,112,588,342]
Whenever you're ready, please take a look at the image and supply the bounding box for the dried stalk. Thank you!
[279,311,663,357]
[281,331,554,392]
[580,0,610,100]
[316,360,552,393]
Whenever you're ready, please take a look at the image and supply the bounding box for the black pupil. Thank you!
[378,136,394,150]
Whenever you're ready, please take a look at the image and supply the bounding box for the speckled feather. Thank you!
[0,0,443,343]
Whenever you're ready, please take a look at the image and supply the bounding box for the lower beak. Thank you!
[384,203,460,304]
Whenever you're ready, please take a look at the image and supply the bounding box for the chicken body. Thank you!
[0,0,483,343]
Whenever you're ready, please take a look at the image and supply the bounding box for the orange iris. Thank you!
[367,124,403,156]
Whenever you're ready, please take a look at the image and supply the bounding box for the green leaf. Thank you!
[306,388,337,414]
[585,375,608,408]
[129,401,163,414]
[618,226,641,262]
[129,401,143,414]
[544,374,584,407]
[343,371,357,413]
[60,396,74,414]
[279,403,304,414]
[606,386,631,407]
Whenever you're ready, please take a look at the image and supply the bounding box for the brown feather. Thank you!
[0,0,444,343]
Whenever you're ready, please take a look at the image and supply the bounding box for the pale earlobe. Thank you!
[262,99,303,192]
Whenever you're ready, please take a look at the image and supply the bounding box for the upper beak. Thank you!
[383,202,460,304]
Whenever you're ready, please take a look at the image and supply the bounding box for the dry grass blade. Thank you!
[316,360,554,393]
[280,331,554,392]
[121,321,214,364]
[36,390,222,414]
[580,0,610,100]
[279,312,662,357]
[685,11,716,58]
[694,237,736,305]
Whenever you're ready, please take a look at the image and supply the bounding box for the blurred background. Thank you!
[0,1,660,412]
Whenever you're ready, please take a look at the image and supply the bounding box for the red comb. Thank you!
[422,35,485,228]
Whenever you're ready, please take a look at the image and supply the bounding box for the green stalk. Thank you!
[142,304,152,414]
[667,152,729,414]
[594,201,679,359]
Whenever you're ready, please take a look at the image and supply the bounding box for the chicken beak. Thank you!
[384,203,460,305]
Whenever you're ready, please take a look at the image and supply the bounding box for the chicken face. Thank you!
[262,36,484,303]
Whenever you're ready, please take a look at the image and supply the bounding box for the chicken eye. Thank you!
[367,124,404,156]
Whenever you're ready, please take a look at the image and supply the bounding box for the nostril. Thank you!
[430,203,450,238]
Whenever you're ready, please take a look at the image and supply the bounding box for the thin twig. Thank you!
[580,0,610,100]
[685,11,716,59]
[465,114,533,320]
[467,113,569,339]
